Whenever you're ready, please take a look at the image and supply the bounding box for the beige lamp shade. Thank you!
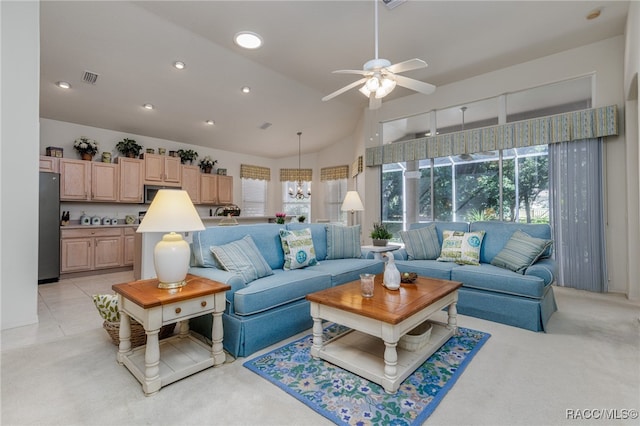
[341,191,364,212]
[136,189,205,233]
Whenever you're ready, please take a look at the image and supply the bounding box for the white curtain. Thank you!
[549,138,607,292]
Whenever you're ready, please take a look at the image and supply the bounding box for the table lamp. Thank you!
[136,189,205,289]
[341,191,364,225]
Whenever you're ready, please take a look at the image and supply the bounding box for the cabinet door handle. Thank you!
[175,307,182,314]
[200,301,207,308]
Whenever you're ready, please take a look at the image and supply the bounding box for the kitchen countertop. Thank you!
[62,222,138,229]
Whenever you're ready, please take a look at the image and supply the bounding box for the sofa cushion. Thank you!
[286,223,327,260]
[233,269,331,316]
[400,224,440,260]
[395,259,460,280]
[491,230,553,273]
[211,235,274,285]
[310,258,384,286]
[470,221,552,264]
[437,230,485,265]
[192,224,286,270]
[451,263,547,299]
[326,224,361,259]
[279,228,318,270]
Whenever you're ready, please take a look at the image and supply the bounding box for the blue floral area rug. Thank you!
[243,324,490,425]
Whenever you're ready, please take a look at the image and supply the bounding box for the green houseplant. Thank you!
[198,155,217,173]
[115,138,143,158]
[370,222,392,246]
[177,149,198,165]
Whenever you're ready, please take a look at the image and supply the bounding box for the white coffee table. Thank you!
[306,274,461,394]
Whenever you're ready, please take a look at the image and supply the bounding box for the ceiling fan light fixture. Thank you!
[359,84,372,98]
[366,76,380,92]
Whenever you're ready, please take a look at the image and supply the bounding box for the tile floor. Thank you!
[1,270,134,351]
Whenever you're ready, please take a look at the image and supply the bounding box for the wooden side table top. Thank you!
[306,275,461,325]
[112,274,230,309]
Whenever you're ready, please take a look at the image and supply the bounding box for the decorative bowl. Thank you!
[401,272,418,283]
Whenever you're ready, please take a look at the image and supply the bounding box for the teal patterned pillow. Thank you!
[326,224,361,259]
[92,294,120,322]
[211,235,274,284]
[437,230,485,265]
[400,224,440,260]
[491,230,553,273]
[279,228,318,270]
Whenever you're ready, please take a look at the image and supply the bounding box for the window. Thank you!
[324,178,347,224]
[241,178,267,216]
[282,181,311,220]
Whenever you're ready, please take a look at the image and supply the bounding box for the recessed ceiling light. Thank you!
[241,86,251,94]
[586,8,601,20]
[205,120,215,125]
[234,31,263,49]
[143,103,154,110]
[173,61,186,70]
[56,81,71,89]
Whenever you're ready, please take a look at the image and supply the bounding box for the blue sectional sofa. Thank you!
[377,221,557,332]
[188,223,384,358]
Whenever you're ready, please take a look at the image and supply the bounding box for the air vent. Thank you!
[382,0,406,10]
[259,122,272,130]
[82,70,99,85]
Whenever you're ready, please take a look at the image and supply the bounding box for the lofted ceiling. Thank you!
[39,1,629,159]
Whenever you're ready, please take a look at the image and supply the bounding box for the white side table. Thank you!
[361,244,401,260]
[113,274,230,396]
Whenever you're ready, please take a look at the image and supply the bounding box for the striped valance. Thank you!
[280,168,312,182]
[240,164,271,181]
[320,165,349,181]
[366,105,618,166]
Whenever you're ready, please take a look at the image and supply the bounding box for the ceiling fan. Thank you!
[322,0,436,109]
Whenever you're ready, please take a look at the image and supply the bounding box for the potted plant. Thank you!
[297,215,306,223]
[115,138,143,158]
[370,222,393,246]
[275,212,287,224]
[198,155,217,173]
[177,149,198,165]
[73,137,99,160]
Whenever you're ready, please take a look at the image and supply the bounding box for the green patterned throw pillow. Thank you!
[437,230,485,265]
[92,294,120,323]
[491,230,553,273]
[279,228,318,270]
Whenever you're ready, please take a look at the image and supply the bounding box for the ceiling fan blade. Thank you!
[322,78,368,102]
[333,69,369,76]
[369,96,382,110]
[385,58,427,74]
[393,74,436,95]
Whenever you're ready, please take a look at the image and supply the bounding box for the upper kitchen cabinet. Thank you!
[217,175,233,205]
[117,157,144,203]
[39,155,59,173]
[91,162,119,201]
[143,153,181,186]
[60,159,91,201]
[181,165,201,204]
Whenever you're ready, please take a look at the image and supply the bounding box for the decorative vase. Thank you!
[81,153,93,161]
[126,152,136,158]
[372,239,388,247]
[383,254,401,290]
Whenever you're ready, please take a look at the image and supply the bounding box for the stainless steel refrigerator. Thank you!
[39,172,60,284]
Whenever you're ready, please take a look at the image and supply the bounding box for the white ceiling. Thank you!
[39,1,629,159]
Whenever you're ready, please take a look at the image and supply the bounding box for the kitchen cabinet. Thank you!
[117,157,144,203]
[91,162,119,201]
[40,156,59,173]
[217,175,233,204]
[60,227,128,273]
[200,174,234,205]
[143,153,181,186]
[123,228,135,266]
[60,159,91,201]
[181,165,201,204]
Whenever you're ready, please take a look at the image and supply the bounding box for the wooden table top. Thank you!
[306,275,461,325]
[112,274,230,309]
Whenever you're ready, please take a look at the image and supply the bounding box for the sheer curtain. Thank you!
[549,138,608,292]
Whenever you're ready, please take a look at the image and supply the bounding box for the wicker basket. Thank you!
[103,320,175,348]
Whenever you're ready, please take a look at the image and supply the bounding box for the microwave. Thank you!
[144,185,179,204]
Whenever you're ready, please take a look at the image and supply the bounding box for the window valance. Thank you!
[320,165,349,181]
[365,105,618,166]
[280,168,312,182]
[240,164,271,181]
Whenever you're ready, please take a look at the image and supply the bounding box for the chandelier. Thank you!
[288,131,310,200]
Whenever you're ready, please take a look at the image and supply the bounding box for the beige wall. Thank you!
[361,36,634,297]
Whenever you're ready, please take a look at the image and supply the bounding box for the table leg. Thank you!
[383,340,398,393]
[178,319,189,338]
[117,312,132,364]
[448,301,458,332]
[211,311,225,366]
[310,317,323,357]
[143,328,161,396]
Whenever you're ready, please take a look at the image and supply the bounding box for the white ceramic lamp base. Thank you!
[154,232,190,289]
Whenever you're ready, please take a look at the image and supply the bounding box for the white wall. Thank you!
[361,36,632,296]
[1,1,40,329]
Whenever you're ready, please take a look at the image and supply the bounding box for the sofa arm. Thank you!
[188,267,246,312]
[392,248,409,260]
[525,258,556,286]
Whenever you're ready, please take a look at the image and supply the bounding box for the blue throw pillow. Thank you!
[279,228,318,270]
[326,224,361,260]
[491,230,553,273]
[400,224,440,260]
[210,235,274,284]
